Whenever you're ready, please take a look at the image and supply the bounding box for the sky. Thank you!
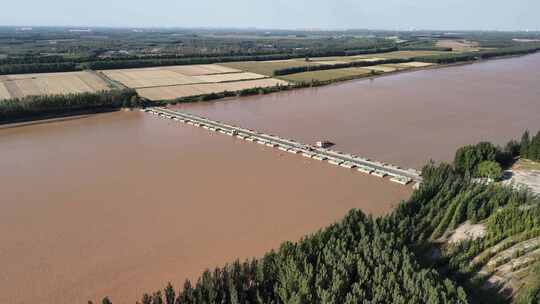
[1,0,539,31]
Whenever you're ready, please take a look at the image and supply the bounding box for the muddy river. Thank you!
[3,53,540,304]
[175,53,540,169]
[0,112,410,304]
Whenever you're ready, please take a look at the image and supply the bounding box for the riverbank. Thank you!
[147,54,510,106]
[1,50,539,127]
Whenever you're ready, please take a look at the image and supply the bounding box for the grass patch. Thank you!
[515,159,540,171]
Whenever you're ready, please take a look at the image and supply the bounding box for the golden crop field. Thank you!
[190,72,266,83]
[311,60,349,65]
[280,67,373,83]
[397,61,435,68]
[102,69,199,88]
[164,64,241,76]
[137,78,289,101]
[0,71,110,100]
[101,65,267,89]
[0,81,11,100]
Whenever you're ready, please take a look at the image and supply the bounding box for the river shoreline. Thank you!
[0,51,538,127]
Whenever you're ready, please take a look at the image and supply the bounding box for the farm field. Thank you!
[0,82,10,99]
[362,65,399,73]
[396,61,435,68]
[310,50,455,63]
[280,67,373,83]
[436,39,480,52]
[0,71,111,100]
[137,78,289,101]
[101,68,266,89]
[218,51,448,79]
[220,60,322,76]
[99,63,292,101]
[374,62,435,71]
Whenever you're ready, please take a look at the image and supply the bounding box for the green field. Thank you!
[279,67,374,83]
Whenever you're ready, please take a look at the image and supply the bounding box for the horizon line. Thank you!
[1,24,539,33]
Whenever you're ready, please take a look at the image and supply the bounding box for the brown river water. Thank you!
[2,53,540,304]
[0,112,410,304]
[174,53,540,169]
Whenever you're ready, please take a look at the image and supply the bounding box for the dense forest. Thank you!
[90,133,540,304]
[0,89,139,123]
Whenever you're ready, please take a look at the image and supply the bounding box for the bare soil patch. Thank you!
[448,221,487,244]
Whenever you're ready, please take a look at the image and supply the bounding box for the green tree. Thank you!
[164,283,175,304]
[101,297,112,304]
[530,131,540,161]
[521,130,531,158]
[476,161,503,180]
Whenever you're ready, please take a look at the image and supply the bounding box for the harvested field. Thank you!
[0,71,110,99]
[137,78,289,101]
[102,65,267,89]
[280,67,373,83]
[397,61,435,68]
[364,65,398,73]
[101,69,199,88]
[0,82,10,100]
[312,60,349,65]
[164,64,241,76]
[436,39,480,52]
[191,72,266,83]
[353,57,386,62]
[220,60,321,76]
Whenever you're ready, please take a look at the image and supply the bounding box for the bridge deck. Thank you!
[144,107,423,185]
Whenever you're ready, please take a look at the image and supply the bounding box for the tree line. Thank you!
[519,130,540,161]
[0,47,399,75]
[0,62,79,75]
[0,89,139,123]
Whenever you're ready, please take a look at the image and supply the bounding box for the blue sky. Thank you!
[2,0,539,30]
